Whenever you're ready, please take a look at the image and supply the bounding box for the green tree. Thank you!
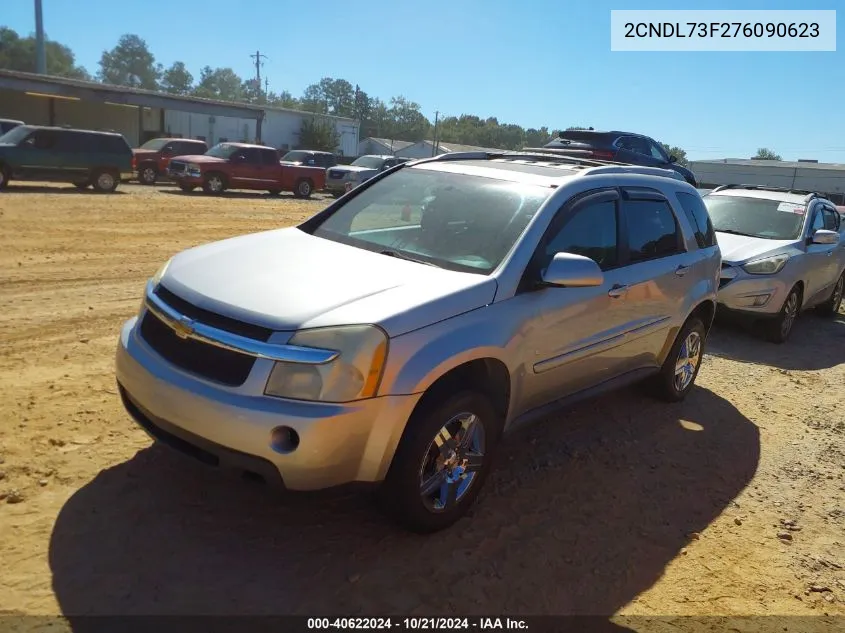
[193,67,244,101]
[159,61,193,94]
[300,77,356,117]
[298,116,340,152]
[388,96,430,141]
[266,90,299,109]
[98,34,161,89]
[524,127,552,147]
[753,147,782,161]
[566,126,592,131]
[0,27,89,78]
[659,143,689,167]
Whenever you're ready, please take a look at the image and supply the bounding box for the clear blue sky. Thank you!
[3,0,843,161]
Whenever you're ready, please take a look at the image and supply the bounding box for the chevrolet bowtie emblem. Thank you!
[170,316,195,339]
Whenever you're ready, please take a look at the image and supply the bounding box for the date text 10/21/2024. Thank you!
[306,618,529,630]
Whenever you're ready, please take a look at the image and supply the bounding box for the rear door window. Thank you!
[259,148,278,165]
[676,192,717,248]
[623,198,683,262]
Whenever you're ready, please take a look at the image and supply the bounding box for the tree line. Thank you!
[0,26,768,163]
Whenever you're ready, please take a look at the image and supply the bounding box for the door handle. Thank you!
[608,284,629,298]
[675,265,690,277]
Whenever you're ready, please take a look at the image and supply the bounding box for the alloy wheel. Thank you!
[673,330,702,392]
[418,412,486,512]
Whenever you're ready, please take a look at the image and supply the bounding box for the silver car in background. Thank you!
[705,185,845,343]
[325,154,409,194]
[116,151,720,533]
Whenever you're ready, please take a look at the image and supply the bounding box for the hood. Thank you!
[715,231,796,264]
[329,165,376,174]
[169,154,225,164]
[159,227,496,337]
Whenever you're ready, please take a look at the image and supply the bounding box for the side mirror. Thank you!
[162,146,174,155]
[668,155,678,163]
[811,229,839,245]
[231,154,246,163]
[541,252,604,288]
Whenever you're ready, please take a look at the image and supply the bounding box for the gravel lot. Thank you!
[0,182,843,623]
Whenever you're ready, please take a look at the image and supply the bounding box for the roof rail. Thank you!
[711,184,826,203]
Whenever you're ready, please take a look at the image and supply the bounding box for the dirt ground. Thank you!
[0,182,844,624]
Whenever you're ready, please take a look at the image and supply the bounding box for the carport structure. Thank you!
[0,69,265,147]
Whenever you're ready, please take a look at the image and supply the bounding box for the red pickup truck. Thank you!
[133,137,208,185]
[167,142,326,198]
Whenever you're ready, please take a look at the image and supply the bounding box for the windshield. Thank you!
[351,156,386,169]
[307,167,553,274]
[139,138,170,151]
[0,125,33,146]
[281,151,311,162]
[205,143,240,159]
[704,195,806,240]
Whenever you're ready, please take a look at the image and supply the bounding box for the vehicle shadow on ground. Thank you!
[2,185,127,195]
[48,386,758,626]
[159,189,331,201]
[708,310,845,371]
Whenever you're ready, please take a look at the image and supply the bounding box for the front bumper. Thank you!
[115,316,421,491]
[716,266,790,317]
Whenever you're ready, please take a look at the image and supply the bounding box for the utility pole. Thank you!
[432,111,440,156]
[249,50,268,102]
[34,0,46,74]
[265,78,269,96]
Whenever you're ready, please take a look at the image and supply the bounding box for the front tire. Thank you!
[0,166,9,190]
[138,164,158,185]
[293,178,313,199]
[764,286,801,343]
[202,173,226,195]
[648,316,706,402]
[380,391,501,533]
[91,169,119,193]
[817,273,844,317]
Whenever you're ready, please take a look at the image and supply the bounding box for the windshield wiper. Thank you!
[378,249,436,266]
[716,229,756,237]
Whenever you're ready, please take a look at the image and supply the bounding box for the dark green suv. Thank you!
[0,125,134,193]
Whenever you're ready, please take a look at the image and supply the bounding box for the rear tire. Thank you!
[293,178,313,199]
[202,172,226,195]
[648,316,706,403]
[91,169,119,193]
[764,286,801,343]
[0,166,9,190]
[138,164,158,185]
[380,390,502,533]
[816,273,844,317]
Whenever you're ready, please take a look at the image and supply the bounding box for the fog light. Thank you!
[270,426,300,454]
[750,294,771,307]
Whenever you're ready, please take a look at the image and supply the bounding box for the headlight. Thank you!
[151,258,171,286]
[264,325,388,403]
[186,164,201,176]
[742,254,790,275]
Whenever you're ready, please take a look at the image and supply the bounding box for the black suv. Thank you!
[0,125,134,192]
[280,150,338,169]
[536,129,698,187]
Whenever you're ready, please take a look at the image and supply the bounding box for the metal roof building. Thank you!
[0,69,361,154]
[690,158,845,204]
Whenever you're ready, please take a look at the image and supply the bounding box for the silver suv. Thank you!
[705,185,845,343]
[115,151,721,533]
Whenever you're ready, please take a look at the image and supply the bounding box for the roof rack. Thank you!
[418,149,634,170]
[711,184,825,203]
